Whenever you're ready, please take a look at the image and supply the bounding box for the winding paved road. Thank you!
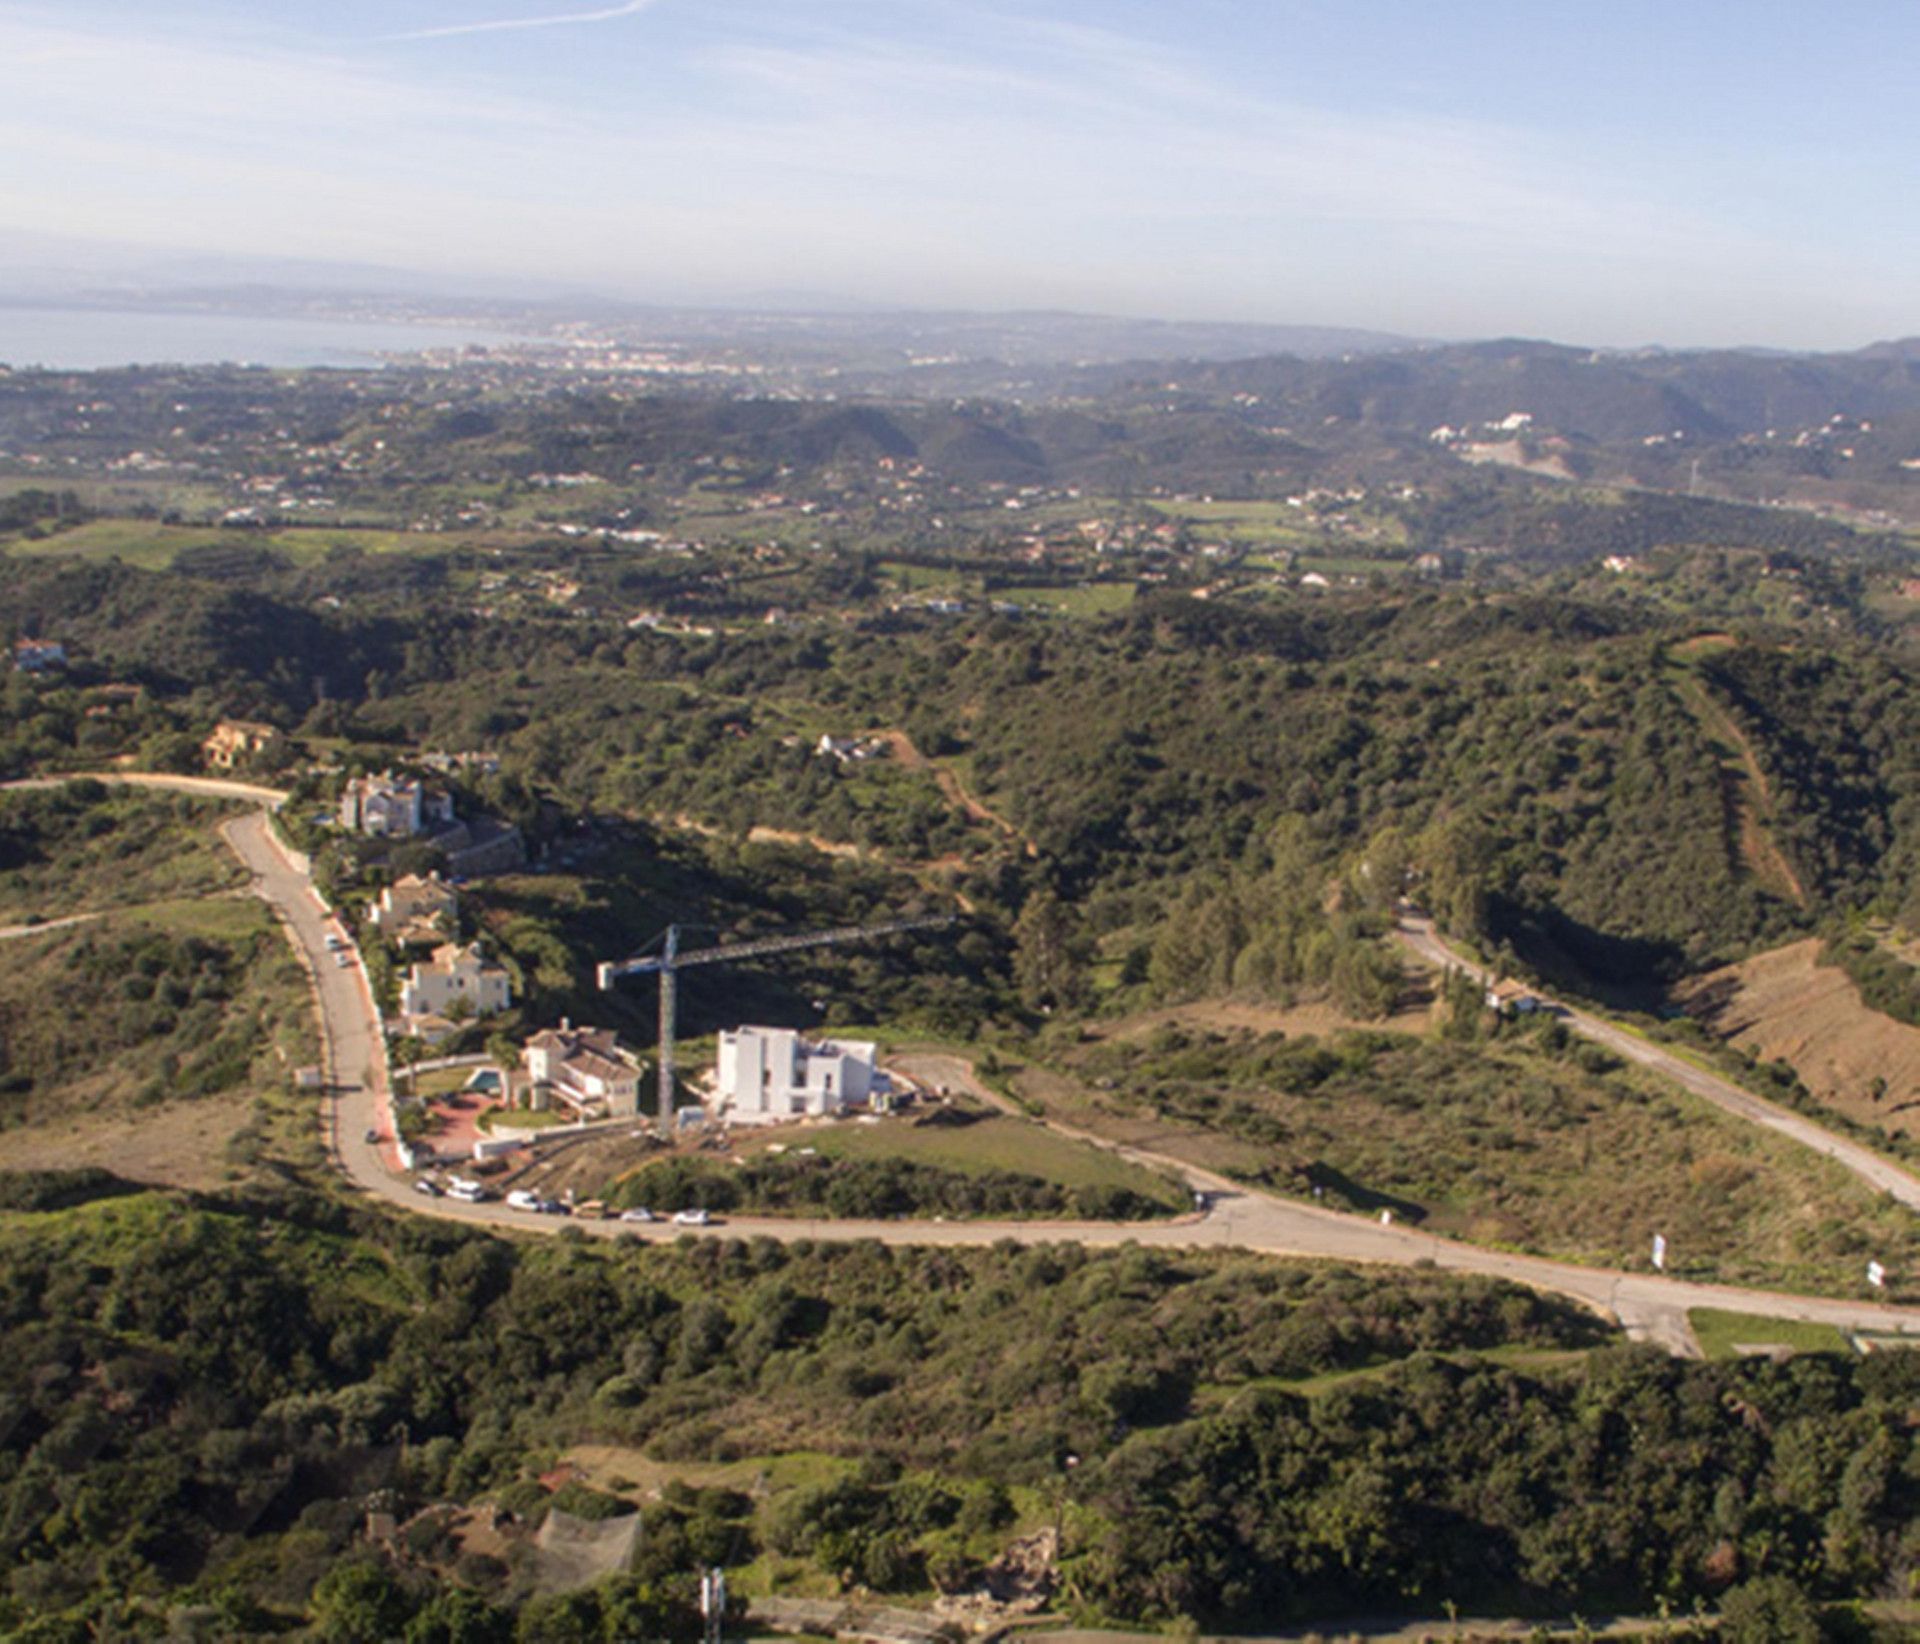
[13,773,1920,1354]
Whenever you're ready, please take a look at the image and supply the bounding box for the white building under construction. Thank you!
[714,1026,880,1124]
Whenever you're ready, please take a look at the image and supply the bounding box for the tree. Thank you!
[1716,1574,1824,1644]
[1013,888,1090,1012]
[310,1560,414,1643]
[405,1587,513,1644]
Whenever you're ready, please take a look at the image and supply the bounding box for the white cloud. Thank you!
[383,0,662,44]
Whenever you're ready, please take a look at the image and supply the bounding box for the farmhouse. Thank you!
[1485,979,1543,1015]
[399,942,512,1020]
[202,719,284,771]
[523,1022,643,1119]
[13,640,66,673]
[815,733,889,763]
[714,1025,881,1124]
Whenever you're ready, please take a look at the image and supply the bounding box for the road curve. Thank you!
[1395,914,1920,1212]
[14,773,1920,1351]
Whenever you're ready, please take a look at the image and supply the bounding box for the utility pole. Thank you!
[700,1566,726,1644]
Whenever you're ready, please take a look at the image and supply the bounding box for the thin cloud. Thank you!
[384,0,658,43]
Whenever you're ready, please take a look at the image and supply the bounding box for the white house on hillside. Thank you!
[523,1023,643,1118]
[339,772,455,838]
[714,1026,880,1124]
[399,942,512,1020]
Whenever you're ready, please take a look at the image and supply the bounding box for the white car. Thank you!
[333,951,354,968]
[672,1208,712,1227]
[619,1207,656,1223]
[506,1189,541,1212]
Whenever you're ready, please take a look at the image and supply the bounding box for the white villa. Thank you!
[523,1023,643,1118]
[339,772,456,838]
[399,942,512,1020]
[714,1025,880,1124]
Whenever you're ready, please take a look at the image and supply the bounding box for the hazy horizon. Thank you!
[1,1,1914,353]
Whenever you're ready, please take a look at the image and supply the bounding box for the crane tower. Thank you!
[597,915,953,1121]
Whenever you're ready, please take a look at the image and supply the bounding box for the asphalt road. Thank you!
[16,773,1920,1353]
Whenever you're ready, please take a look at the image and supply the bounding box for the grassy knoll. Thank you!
[602,1102,1185,1221]
[1689,1309,1853,1361]
[0,897,318,1185]
[0,784,247,924]
[1018,1021,1920,1291]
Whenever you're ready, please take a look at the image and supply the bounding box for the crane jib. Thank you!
[591,913,957,1124]
[599,915,954,985]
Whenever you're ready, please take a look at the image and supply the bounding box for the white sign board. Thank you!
[1651,1234,1667,1272]
[1868,1260,1887,1290]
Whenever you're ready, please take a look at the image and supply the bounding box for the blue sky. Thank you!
[0,1,1914,347]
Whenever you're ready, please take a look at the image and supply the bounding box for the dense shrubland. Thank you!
[9,544,1920,996]
[1,1183,1913,1637]
[604,1150,1177,1222]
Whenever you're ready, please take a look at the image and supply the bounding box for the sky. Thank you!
[0,0,1914,349]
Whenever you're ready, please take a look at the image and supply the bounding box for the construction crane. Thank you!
[597,915,954,1121]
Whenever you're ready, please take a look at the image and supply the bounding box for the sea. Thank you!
[0,306,534,370]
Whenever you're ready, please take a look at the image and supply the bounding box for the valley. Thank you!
[3,337,1920,1640]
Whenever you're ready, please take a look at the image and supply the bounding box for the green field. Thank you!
[878,559,966,593]
[108,895,269,942]
[1689,1308,1852,1361]
[998,581,1137,615]
[2,518,472,569]
[776,1108,1185,1207]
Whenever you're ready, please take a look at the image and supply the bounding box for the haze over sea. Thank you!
[0,306,527,370]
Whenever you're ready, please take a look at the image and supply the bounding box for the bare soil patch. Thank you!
[1677,938,1920,1137]
[0,1089,257,1190]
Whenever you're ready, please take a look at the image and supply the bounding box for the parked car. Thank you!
[333,951,354,968]
[447,1178,488,1202]
[536,1198,569,1216]
[672,1208,712,1227]
[506,1189,541,1212]
[364,1128,380,1144]
[618,1207,656,1223]
[414,1177,443,1197]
